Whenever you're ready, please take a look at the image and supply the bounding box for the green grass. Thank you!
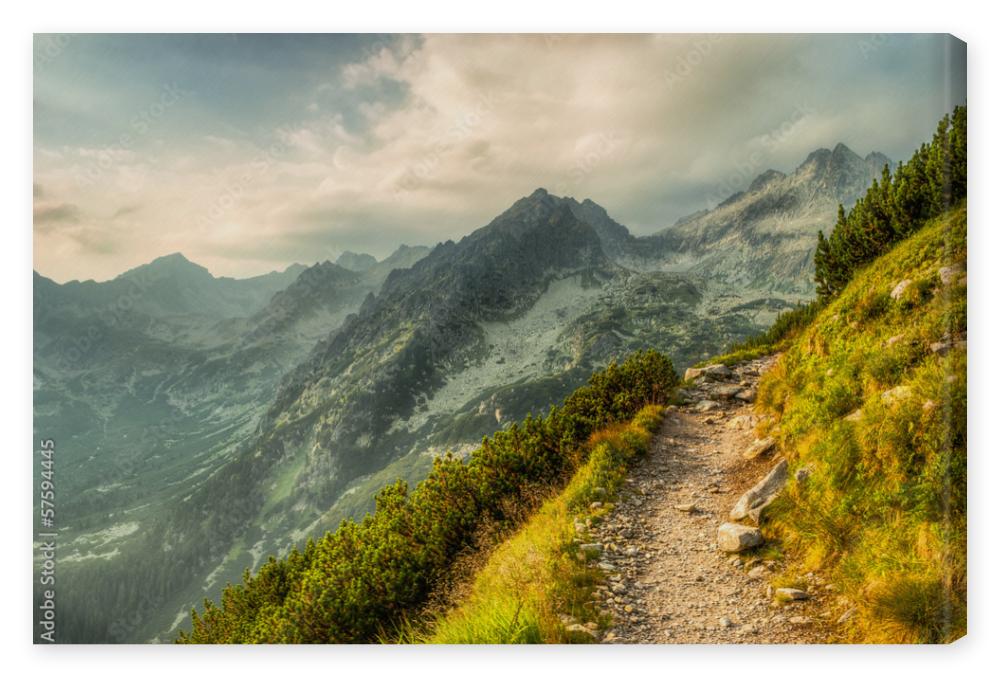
[755,204,967,643]
[406,405,664,643]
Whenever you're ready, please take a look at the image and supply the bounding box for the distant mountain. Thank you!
[334,251,378,272]
[359,244,432,286]
[32,245,435,643]
[625,143,889,295]
[37,253,308,324]
[246,262,363,342]
[257,189,614,499]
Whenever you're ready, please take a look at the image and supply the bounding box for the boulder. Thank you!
[695,400,721,413]
[742,436,776,460]
[709,384,743,400]
[881,385,913,404]
[727,415,753,430]
[930,340,952,355]
[684,363,732,382]
[775,587,809,601]
[564,623,598,640]
[730,458,788,523]
[717,522,763,552]
[938,264,964,286]
[890,279,912,300]
[735,388,757,402]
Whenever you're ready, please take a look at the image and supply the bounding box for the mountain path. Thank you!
[590,356,834,644]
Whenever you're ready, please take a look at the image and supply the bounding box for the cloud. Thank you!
[33,202,81,231]
[111,204,142,220]
[32,34,965,282]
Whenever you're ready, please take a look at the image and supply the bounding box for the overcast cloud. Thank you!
[33,34,966,282]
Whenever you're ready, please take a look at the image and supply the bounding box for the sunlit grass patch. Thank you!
[757,206,966,643]
[413,407,664,643]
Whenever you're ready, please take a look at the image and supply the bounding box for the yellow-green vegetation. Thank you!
[757,204,967,643]
[179,351,676,643]
[412,405,664,644]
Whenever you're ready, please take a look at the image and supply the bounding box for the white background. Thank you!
[3,1,995,683]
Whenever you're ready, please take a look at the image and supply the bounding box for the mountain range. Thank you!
[33,142,887,642]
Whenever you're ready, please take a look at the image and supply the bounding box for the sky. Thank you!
[33,34,966,283]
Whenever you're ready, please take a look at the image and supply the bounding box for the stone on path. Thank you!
[742,436,776,460]
[694,400,721,412]
[709,384,743,400]
[730,458,788,523]
[565,623,598,639]
[775,587,809,601]
[717,522,764,552]
[684,363,733,383]
[674,502,697,512]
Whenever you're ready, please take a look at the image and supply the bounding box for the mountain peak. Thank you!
[335,251,378,273]
[797,143,871,177]
[801,146,832,166]
[153,252,193,265]
[119,252,213,283]
[747,169,787,193]
[866,151,891,168]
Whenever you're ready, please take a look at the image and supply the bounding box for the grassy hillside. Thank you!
[756,204,967,643]
[410,406,663,643]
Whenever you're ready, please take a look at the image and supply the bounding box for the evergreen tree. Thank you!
[812,106,966,299]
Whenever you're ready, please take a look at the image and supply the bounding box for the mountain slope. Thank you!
[334,251,378,272]
[627,143,889,295]
[32,248,429,643]
[260,189,617,504]
[756,204,966,643]
[133,189,767,643]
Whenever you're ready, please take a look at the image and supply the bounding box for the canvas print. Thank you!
[32,34,967,644]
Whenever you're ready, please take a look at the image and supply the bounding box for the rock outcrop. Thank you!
[730,458,788,524]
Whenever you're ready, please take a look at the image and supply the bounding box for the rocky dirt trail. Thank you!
[588,356,836,644]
